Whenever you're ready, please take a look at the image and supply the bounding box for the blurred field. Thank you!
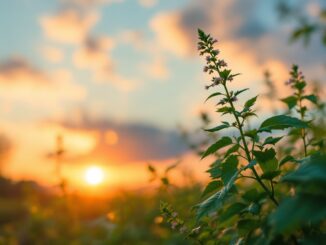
[0,174,203,244]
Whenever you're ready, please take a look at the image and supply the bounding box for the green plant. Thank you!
[161,29,326,244]
[278,2,326,46]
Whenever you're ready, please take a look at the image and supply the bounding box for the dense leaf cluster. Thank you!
[161,30,326,244]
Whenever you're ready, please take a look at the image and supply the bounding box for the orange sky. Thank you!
[0,0,325,191]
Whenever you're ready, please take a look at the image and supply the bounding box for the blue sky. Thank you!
[0,0,325,185]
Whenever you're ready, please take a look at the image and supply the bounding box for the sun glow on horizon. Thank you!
[84,166,105,186]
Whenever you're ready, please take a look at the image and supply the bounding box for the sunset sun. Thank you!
[84,166,105,186]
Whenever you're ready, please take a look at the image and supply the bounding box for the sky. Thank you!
[0,0,325,191]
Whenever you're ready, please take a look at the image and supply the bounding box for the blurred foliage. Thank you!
[160,30,326,245]
[277,1,326,46]
[0,175,202,244]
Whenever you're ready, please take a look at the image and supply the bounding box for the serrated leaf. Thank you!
[304,94,318,104]
[202,180,223,197]
[237,219,258,235]
[219,69,232,80]
[253,148,278,173]
[221,155,239,184]
[259,115,308,132]
[196,171,238,220]
[204,123,229,132]
[234,88,249,97]
[279,155,296,166]
[244,129,258,139]
[206,160,222,179]
[282,153,326,184]
[205,92,223,102]
[225,144,240,157]
[281,96,297,109]
[263,136,283,146]
[217,106,233,115]
[270,194,326,233]
[261,170,281,180]
[244,95,258,109]
[219,202,247,222]
[242,189,267,203]
[201,137,233,159]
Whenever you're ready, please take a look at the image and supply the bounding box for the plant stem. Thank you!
[222,83,279,207]
[298,95,308,157]
[208,49,279,206]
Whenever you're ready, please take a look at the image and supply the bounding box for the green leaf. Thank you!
[244,129,258,140]
[148,164,156,173]
[206,160,222,179]
[196,171,238,220]
[281,96,297,109]
[202,180,223,197]
[242,189,266,203]
[204,123,230,132]
[246,203,260,215]
[263,136,283,146]
[237,219,258,236]
[261,170,281,180]
[242,159,257,170]
[205,92,223,102]
[282,153,326,184]
[217,106,233,115]
[270,193,326,233]
[219,202,246,222]
[221,155,238,184]
[225,144,240,158]
[161,177,169,186]
[259,115,308,132]
[165,161,180,173]
[253,148,278,173]
[244,95,258,109]
[219,69,232,80]
[294,81,306,91]
[198,29,206,39]
[304,94,318,104]
[234,88,249,97]
[279,155,296,166]
[201,137,233,159]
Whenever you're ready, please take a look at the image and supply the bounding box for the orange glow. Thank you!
[105,130,119,145]
[84,166,105,186]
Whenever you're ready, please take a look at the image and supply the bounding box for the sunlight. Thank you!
[84,166,105,186]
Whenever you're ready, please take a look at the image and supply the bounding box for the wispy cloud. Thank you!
[0,57,85,102]
[138,0,157,8]
[40,9,99,44]
[40,46,65,63]
[53,113,188,163]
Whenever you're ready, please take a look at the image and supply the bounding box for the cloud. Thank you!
[73,36,139,91]
[117,30,146,50]
[53,114,188,163]
[73,36,114,71]
[140,56,169,80]
[40,9,99,44]
[41,46,64,63]
[149,0,325,95]
[138,0,157,8]
[60,0,123,7]
[0,57,85,102]
[0,58,51,86]
[149,1,238,57]
[150,11,195,57]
